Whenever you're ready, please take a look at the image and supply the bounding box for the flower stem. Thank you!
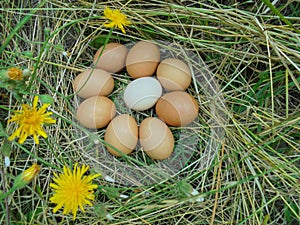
[0,183,18,202]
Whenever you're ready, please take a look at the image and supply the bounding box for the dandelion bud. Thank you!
[13,164,40,190]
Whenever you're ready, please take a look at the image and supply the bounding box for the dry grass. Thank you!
[0,0,299,224]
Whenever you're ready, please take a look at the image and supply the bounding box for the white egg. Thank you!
[123,77,162,111]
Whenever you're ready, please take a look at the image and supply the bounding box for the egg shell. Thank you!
[155,91,199,126]
[139,117,174,160]
[104,114,138,156]
[76,96,116,129]
[94,43,128,73]
[73,68,114,98]
[123,77,162,111]
[156,58,192,91]
[126,41,160,79]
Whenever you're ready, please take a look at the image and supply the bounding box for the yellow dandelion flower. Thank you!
[50,164,101,220]
[103,7,131,33]
[8,96,56,144]
[7,67,24,80]
[13,164,41,189]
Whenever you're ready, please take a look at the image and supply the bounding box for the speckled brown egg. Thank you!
[139,117,174,160]
[73,68,114,98]
[126,41,160,79]
[104,114,138,156]
[76,96,116,129]
[155,91,199,126]
[156,58,192,91]
[94,42,128,73]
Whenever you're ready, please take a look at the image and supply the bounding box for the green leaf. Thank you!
[100,186,120,199]
[284,201,300,224]
[22,51,34,58]
[93,203,109,218]
[89,36,109,49]
[26,206,43,223]
[176,180,193,198]
[39,94,54,104]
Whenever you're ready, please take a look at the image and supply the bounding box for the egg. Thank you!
[76,96,116,129]
[155,91,199,126]
[126,41,160,79]
[94,42,128,73]
[104,114,138,156]
[139,117,174,160]
[73,68,114,98]
[123,77,162,111]
[156,58,192,91]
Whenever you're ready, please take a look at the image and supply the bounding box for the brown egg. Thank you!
[94,42,128,73]
[155,91,199,126]
[126,41,160,79]
[73,68,114,98]
[139,117,174,160]
[104,114,138,156]
[156,58,192,91]
[76,96,116,129]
